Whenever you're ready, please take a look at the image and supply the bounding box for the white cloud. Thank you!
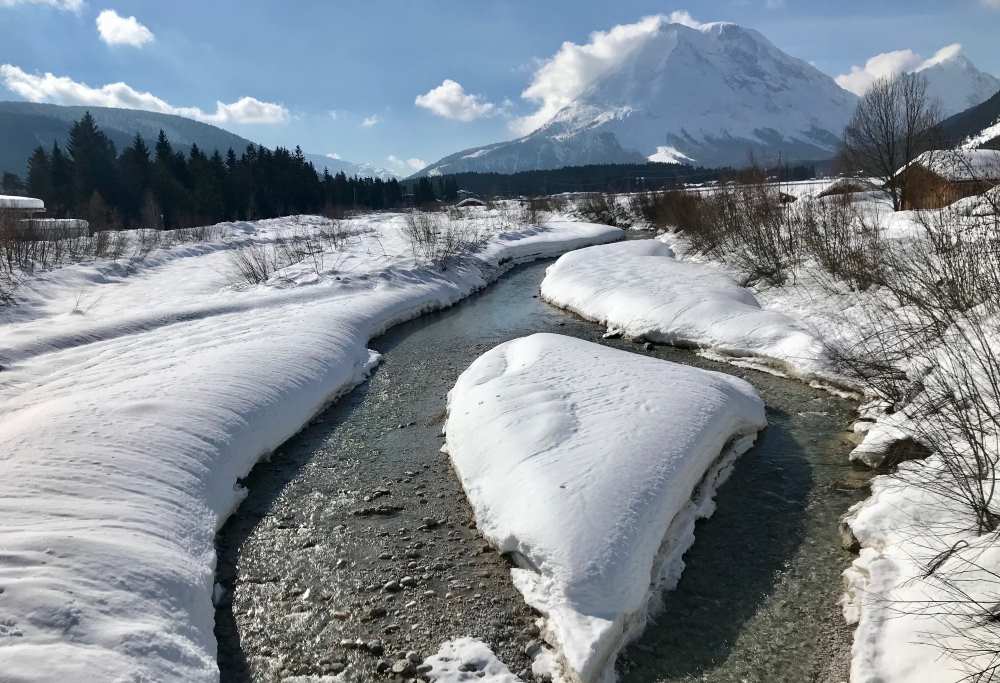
[0,0,83,11]
[328,110,340,120]
[213,96,289,124]
[326,152,341,160]
[0,64,290,125]
[982,0,1000,8]
[835,44,964,96]
[96,9,153,47]
[387,155,426,172]
[666,10,705,29]
[361,114,381,128]
[415,79,497,121]
[514,13,707,136]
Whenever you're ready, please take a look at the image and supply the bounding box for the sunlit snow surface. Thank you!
[444,333,766,682]
[541,239,827,381]
[0,213,620,682]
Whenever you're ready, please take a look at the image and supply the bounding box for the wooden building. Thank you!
[893,150,1000,210]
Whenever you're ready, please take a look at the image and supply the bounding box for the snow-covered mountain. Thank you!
[938,88,1000,150]
[915,50,1000,118]
[304,153,397,180]
[416,19,858,176]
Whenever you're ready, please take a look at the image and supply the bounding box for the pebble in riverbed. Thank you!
[215,363,543,681]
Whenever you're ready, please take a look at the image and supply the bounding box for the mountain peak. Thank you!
[417,18,856,176]
[915,48,1000,116]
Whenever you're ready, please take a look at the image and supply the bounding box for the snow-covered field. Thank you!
[545,183,1000,683]
[540,239,828,382]
[444,333,766,682]
[0,212,621,682]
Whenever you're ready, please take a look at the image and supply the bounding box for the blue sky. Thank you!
[2,0,998,172]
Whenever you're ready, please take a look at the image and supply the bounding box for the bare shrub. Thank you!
[318,219,354,252]
[402,211,488,269]
[710,182,800,285]
[0,208,18,303]
[576,193,631,227]
[131,228,162,261]
[229,243,275,285]
[797,195,885,290]
[831,194,1000,533]
[528,195,567,216]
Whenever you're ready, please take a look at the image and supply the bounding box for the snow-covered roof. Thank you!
[817,177,880,196]
[896,149,1000,182]
[19,218,89,230]
[0,194,45,211]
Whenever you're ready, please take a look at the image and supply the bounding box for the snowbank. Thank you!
[639,191,1000,682]
[0,214,621,682]
[540,239,827,380]
[842,459,1000,683]
[0,194,44,210]
[444,333,766,682]
[424,638,523,682]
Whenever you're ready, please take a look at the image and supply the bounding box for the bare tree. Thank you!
[841,72,941,211]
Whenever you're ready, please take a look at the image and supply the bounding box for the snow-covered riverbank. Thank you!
[544,187,1000,683]
[0,212,620,682]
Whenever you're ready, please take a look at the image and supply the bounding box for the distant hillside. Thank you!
[0,101,396,180]
[401,161,818,197]
[938,90,1000,150]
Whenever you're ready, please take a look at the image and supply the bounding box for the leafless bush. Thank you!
[827,176,1000,679]
[576,193,631,227]
[131,228,162,261]
[318,219,354,252]
[402,211,488,269]
[228,220,361,286]
[710,182,800,285]
[797,195,885,290]
[528,195,568,216]
[830,194,1000,533]
[446,205,469,222]
[519,195,565,226]
[228,242,275,285]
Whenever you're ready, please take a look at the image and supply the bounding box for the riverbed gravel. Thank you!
[215,254,867,682]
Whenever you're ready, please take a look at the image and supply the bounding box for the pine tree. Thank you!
[49,142,73,217]
[118,135,152,225]
[67,112,117,214]
[26,147,52,201]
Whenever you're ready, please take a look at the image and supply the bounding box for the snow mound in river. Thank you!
[444,333,766,682]
[540,240,827,380]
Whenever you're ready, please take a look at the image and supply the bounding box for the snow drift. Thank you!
[443,333,766,682]
[0,215,621,682]
[540,239,827,380]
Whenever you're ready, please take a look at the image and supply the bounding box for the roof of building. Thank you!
[0,195,45,211]
[19,218,89,229]
[895,149,1000,182]
[817,177,880,196]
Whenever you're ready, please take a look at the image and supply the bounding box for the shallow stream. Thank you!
[215,254,867,682]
